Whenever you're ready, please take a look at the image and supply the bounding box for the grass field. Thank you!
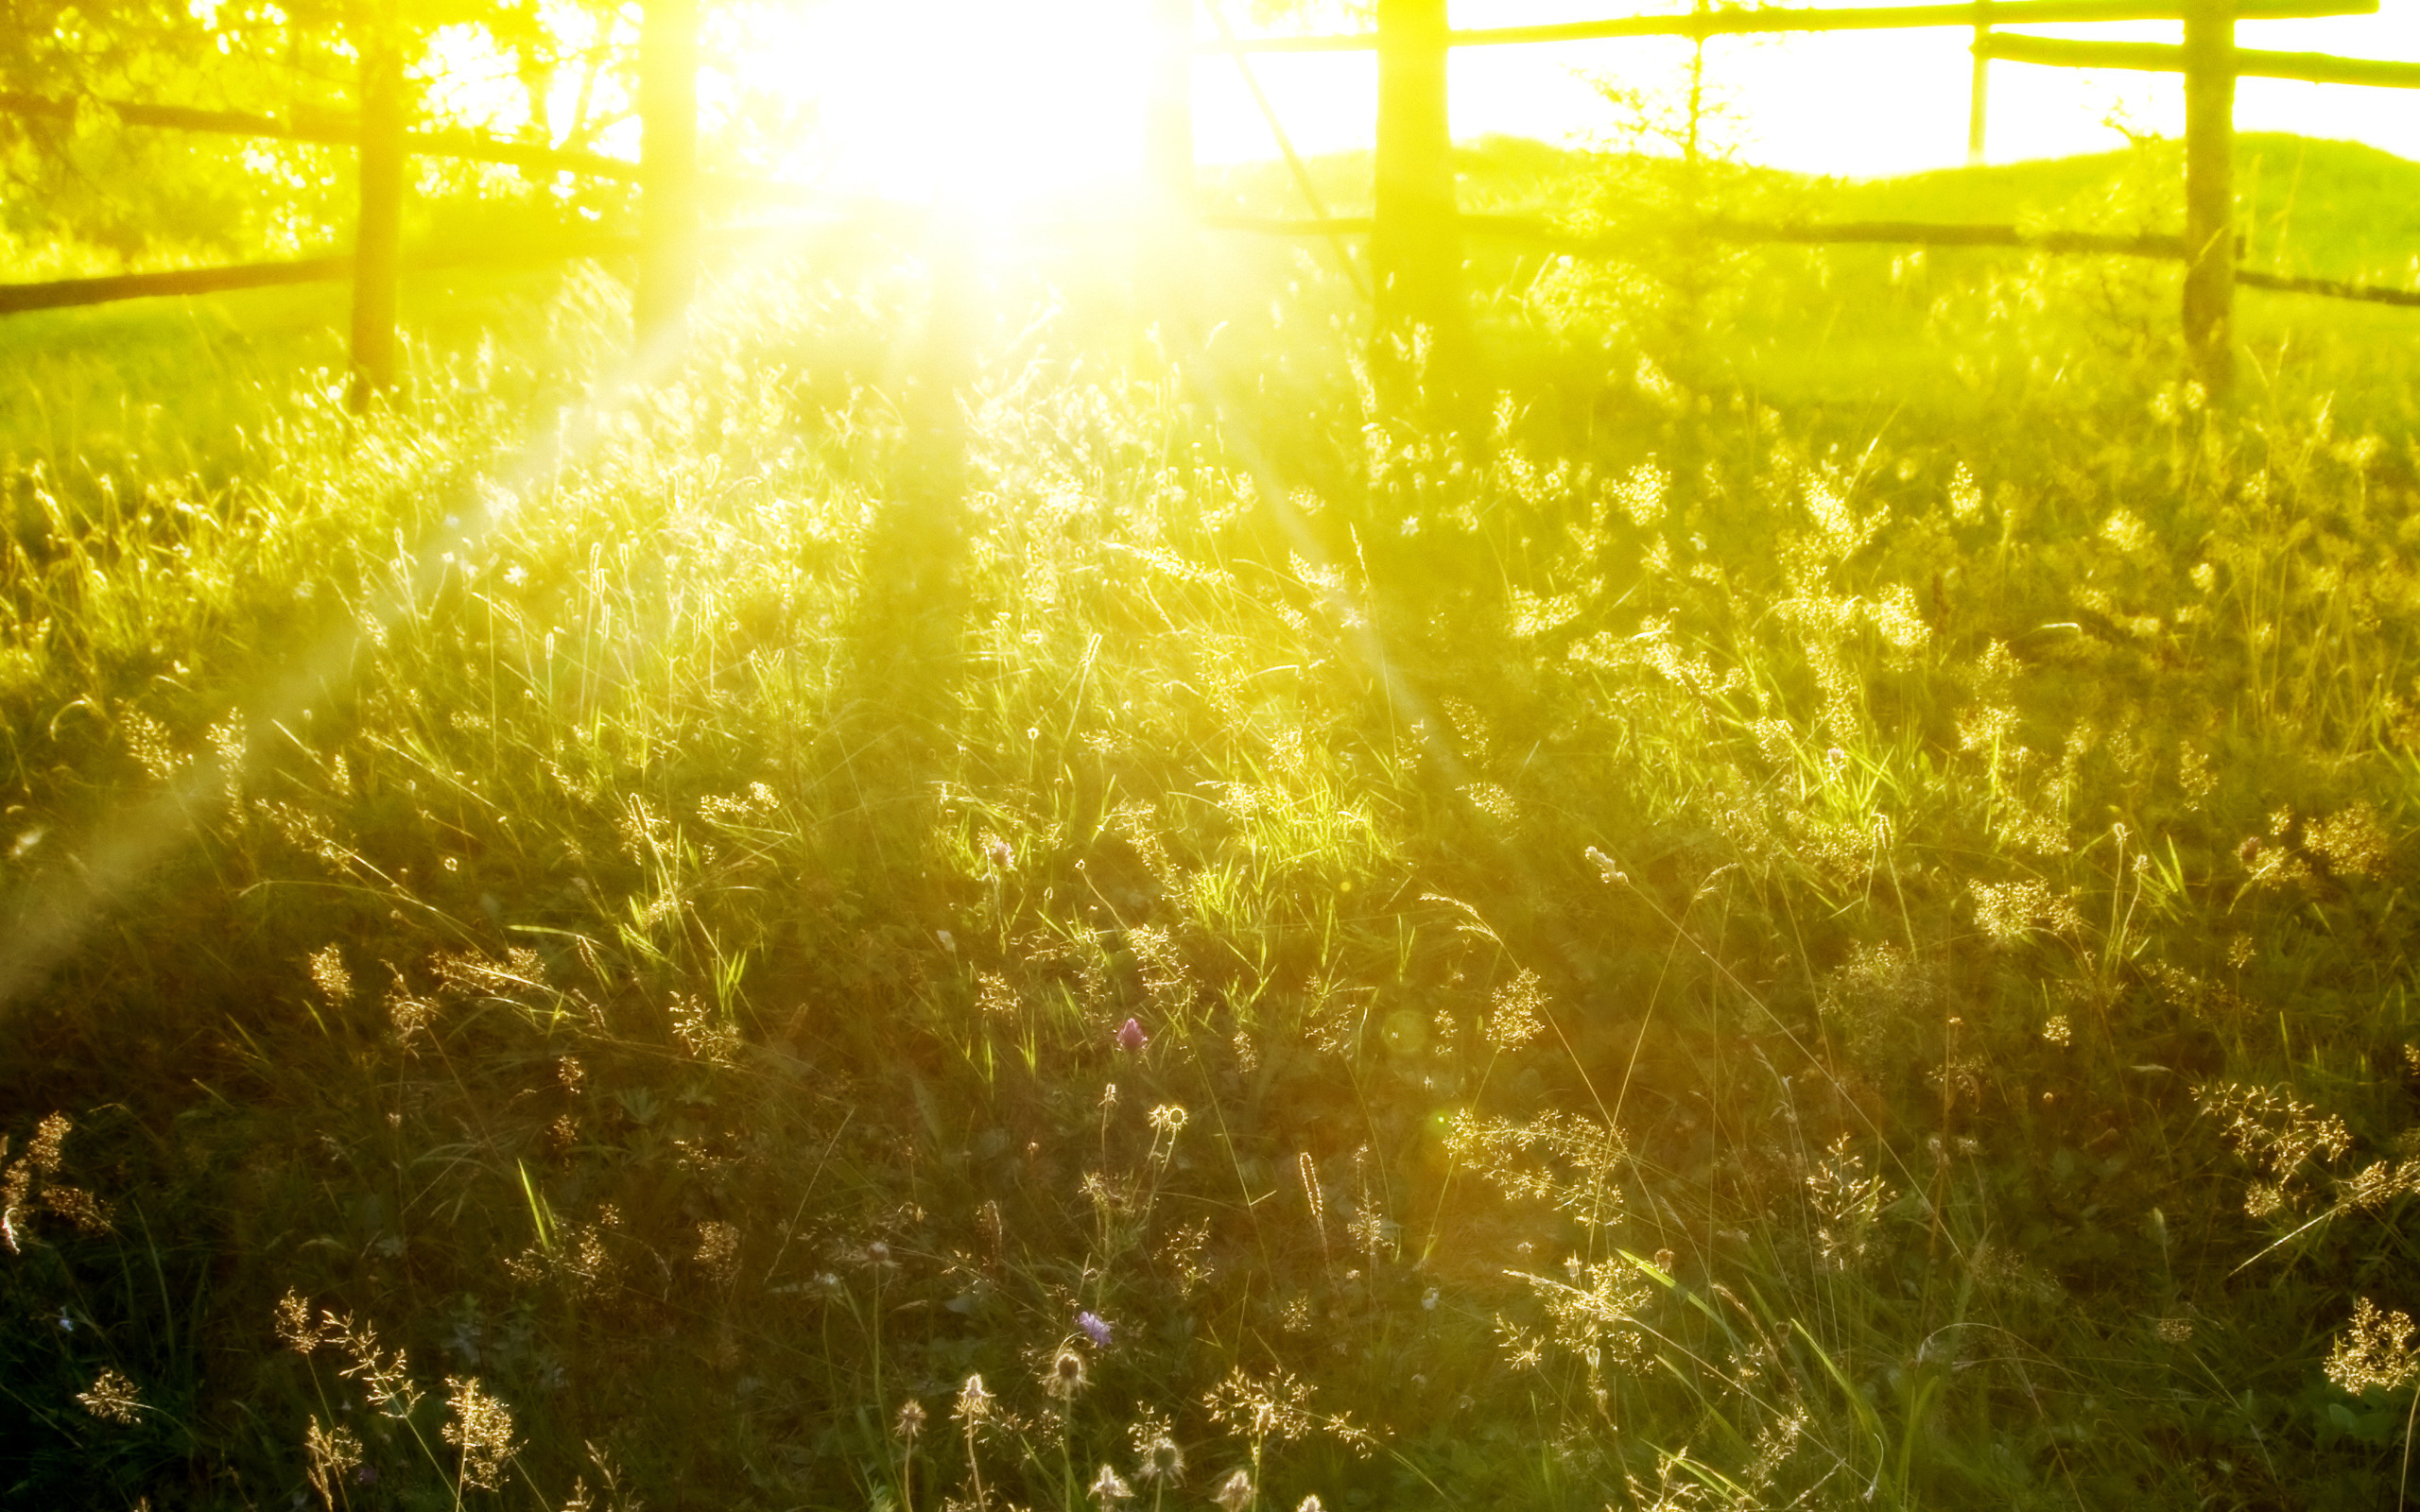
[5,134,2420,1511]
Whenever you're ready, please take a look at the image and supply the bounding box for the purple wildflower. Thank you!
[1077,1311,1113,1348]
[1115,1018,1147,1052]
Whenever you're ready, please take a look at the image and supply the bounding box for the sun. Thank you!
[735,0,1162,214]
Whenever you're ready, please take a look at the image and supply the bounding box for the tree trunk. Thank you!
[1371,0,1469,408]
[348,0,405,412]
[2182,0,2235,401]
[636,0,699,352]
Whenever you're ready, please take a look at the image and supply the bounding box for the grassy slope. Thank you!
[1205,133,2420,430]
[0,141,2419,1512]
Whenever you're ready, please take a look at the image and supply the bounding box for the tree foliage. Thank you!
[0,0,638,270]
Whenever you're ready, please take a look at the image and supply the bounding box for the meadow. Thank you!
[5,134,2420,1511]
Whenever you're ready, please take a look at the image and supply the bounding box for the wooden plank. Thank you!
[635,0,700,348]
[0,91,355,144]
[1702,218,2188,256]
[2183,0,2236,398]
[1198,0,2374,51]
[2238,267,2420,306]
[1203,0,1370,298]
[1149,0,1196,209]
[1969,1,1992,163]
[0,89,655,178]
[1976,33,2420,88]
[348,9,406,410]
[24,223,2410,319]
[0,257,354,315]
[1143,0,1200,317]
[1206,212,2193,260]
[1371,0,1472,401]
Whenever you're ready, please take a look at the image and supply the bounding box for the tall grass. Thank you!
[4,150,2420,1512]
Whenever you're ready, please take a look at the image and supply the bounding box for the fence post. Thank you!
[1142,0,1198,320]
[1371,0,1470,407]
[1148,0,1195,213]
[2182,0,2235,399]
[347,0,405,412]
[1967,0,1991,163]
[636,0,699,352]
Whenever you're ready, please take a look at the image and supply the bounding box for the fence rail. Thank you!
[10,0,2420,406]
[1972,34,2420,86]
[0,91,838,191]
[0,223,853,317]
[1199,0,2373,52]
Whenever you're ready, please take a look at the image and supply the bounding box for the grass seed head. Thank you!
[75,1367,142,1424]
[303,1417,363,1509]
[2326,1298,2420,1395]
[441,1375,521,1491]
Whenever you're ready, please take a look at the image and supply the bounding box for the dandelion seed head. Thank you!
[954,1373,994,1427]
[1045,1346,1089,1400]
[1137,1432,1184,1485]
[1215,1469,1254,1512]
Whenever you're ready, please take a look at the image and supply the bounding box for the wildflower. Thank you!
[1135,1431,1184,1485]
[1078,1310,1113,1348]
[1215,1469,1254,1512]
[987,837,1014,870]
[893,1399,927,1442]
[1044,1346,1089,1400]
[1116,1018,1148,1052]
[1421,1286,1439,1311]
[1088,1464,1133,1503]
[954,1373,994,1428]
[1297,1499,1324,1512]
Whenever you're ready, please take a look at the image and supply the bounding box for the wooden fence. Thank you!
[5,0,2419,408]
[1190,0,2406,400]
[0,0,718,409]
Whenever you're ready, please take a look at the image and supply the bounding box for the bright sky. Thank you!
[724,0,2420,200]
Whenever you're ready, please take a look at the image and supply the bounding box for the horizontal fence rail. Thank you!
[0,91,648,180]
[1973,34,2420,86]
[0,90,849,201]
[1206,212,2192,258]
[1201,210,2420,304]
[0,222,855,316]
[1199,0,2374,52]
